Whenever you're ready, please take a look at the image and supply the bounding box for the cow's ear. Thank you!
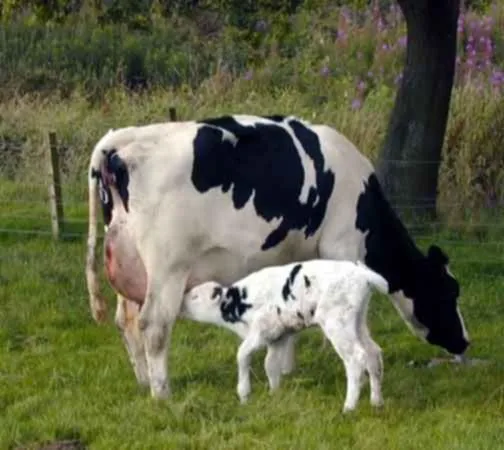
[427,245,449,266]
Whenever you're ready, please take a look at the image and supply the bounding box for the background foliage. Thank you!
[0,0,503,224]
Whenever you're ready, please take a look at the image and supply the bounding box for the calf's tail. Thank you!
[355,261,389,295]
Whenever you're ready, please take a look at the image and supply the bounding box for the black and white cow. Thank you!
[86,114,469,399]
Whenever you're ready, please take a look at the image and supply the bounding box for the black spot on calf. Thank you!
[191,115,335,250]
[220,285,252,324]
[282,263,302,301]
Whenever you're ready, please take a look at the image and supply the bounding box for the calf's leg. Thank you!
[364,337,384,408]
[316,312,368,413]
[114,294,149,387]
[236,332,267,403]
[264,336,291,392]
[358,299,384,407]
[280,334,297,375]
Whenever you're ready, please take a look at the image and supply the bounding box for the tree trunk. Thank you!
[376,0,460,219]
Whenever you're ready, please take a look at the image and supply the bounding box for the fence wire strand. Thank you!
[2,145,504,272]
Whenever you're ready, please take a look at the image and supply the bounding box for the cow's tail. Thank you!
[355,261,389,295]
[85,141,110,324]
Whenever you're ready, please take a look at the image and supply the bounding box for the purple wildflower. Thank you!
[244,70,253,81]
[398,35,407,48]
[377,18,385,32]
[341,6,351,23]
[320,65,330,77]
[491,70,503,86]
[255,19,267,33]
[351,98,362,110]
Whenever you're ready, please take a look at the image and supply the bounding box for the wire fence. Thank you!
[2,111,504,269]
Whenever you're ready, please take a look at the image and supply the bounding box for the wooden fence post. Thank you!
[47,131,64,240]
[168,107,177,121]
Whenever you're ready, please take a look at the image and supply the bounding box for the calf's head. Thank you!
[181,281,224,323]
[394,245,470,356]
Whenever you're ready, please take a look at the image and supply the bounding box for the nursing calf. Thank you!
[86,115,469,400]
[181,259,389,412]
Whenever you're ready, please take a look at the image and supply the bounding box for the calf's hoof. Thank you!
[371,396,384,408]
[342,406,356,414]
[237,382,251,404]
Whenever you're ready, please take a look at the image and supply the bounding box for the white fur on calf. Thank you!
[180,259,389,412]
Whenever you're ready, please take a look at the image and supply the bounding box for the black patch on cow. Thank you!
[90,168,113,226]
[191,115,335,250]
[220,285,252,324]
[355,173,468,355]
[282,263,302,301]
[262,115,286,122]
[303,275,311,288]
[105,149,130,213]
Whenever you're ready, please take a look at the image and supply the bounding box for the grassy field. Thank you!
[1,188,504,450]
[1,2,504,449]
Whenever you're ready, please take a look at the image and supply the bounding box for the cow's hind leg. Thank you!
[114,295,149,387]
[138,269,188,399]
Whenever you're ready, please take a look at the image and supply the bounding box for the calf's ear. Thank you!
[427,245,449,266]
[211,286,223,300]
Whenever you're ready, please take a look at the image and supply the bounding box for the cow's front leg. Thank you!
[114,295,149,387]
[138,270,187,399]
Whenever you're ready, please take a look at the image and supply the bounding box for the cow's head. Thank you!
[393,245,469,356]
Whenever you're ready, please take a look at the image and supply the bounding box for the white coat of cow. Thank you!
[86,114,469,399]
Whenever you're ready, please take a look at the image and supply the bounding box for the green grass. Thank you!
[1,200,504,449]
